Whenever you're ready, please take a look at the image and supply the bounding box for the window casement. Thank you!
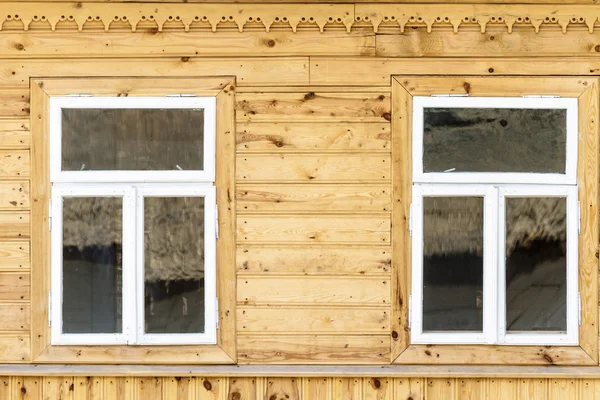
[31,78,236,363]
[49,96,217,345]
[391,76,599,365]
[410,96,579,346]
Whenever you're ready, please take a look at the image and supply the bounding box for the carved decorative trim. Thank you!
[0,3,599,34]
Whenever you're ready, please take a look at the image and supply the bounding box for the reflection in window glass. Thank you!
[423,197,484,332]
[61,108,205,171]
[506,197,567,332]
[423,108,566,173]
[144,197,205,334]
[62,197,122,334]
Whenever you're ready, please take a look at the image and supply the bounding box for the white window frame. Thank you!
[50,184,136,346]
[411,96,579,346]
[50,96,218,346]
[135,185,217,345]
[411,184,498,345]
[49,96,217,183]
[412,96,578,185]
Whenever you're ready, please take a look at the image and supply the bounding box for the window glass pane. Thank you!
[506,197,567,332]
[61,108,205,171]
[144,196,205,334]
[423,197,484,332]
[423,108,566,173]
[62,197,122,334]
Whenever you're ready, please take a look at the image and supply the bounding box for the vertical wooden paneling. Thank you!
[302,378,331,400]
[488,379,517,400]
[103,377,131,400]
[457,379,483,400]
[198,377,227,400]
[426,379,455,400]
[518,379,547,400]
[43,377,74,400]
[164,377,195,400]
[228,378,257,400]
[265,378,300,400]
[136,378,161,400]
[394,378,423,400]
[333,378,362,400]
[14,377,41,400]
[549,379,578,400]
[363,378,392,400]
[0,377,10,400]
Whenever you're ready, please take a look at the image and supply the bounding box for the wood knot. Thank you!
[595,250,599,259]
[391,330,399,339]
[231,391,241,400]
[425,350,432,356]
[463,82,471,94]
[76,2,82,8]
[21,387,26,394]
[408,397,414,400]
[269,395,277,400]
[372,379,381,389]
[266,39,276,47]
[203,380,212,391]
[69,383,74,391]
[543,354,554,364]
[14,43,24,51]
[488,67,495,73]
[378,95,385,100]
[175,377,181,382]
[382,112,391,121]
[304,92,316,100]
[595,45,600,52]
[181,56,190,62]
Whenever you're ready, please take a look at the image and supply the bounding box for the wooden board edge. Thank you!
[216,80,237,362]
[390,77,412,363]
[577,79,600,363]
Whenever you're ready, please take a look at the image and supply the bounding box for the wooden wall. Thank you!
[2,376,600,399]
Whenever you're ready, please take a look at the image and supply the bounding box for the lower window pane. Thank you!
[144,196,205,334]
[423,197,484,332]
[62,197,123,334]
[506,197,567,332]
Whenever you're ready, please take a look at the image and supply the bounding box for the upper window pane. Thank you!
[61,108,205,171]
[423,108,566,173]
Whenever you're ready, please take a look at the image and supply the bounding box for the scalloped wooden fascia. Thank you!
[355,4,599,34]
[1,3,600,34]
[0,3,354,33]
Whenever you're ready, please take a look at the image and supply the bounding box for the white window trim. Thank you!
[411,184,498,345]
[412,96,578,185]
[50,184,136,346]
[135,185,217,345]
[49,96,217,183]
[497,185,579,346]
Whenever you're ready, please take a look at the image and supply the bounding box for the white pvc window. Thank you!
[411,96,579,346]
[50,96,217,346]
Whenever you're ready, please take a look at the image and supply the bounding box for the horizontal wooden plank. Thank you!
[0,119,28,149]
[237,154,390,182]
[0,303,29,331]
[236,122,390,151]
[238,277,390,305]
[38,77,232,97]
[0,335,30,362]
[237,307,389,333]
[0,212,29,239]
[238,215,390,243]
[396,76,591,97]
[376,27,600,58]
[0,150,29,177]
[238,335,390,364]
[0,30,374,57]
[0,89,30,117]
[311,57,600,86]
[0,58,309,87]
[0,242,29,270]
[0,273,30,300]
[236,92,391,122]
[237,246,391,275]
[237,184,390,213]
[0,181,29,210]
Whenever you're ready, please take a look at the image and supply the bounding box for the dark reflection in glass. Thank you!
[62,197,122,334]
[144,197,205,334]
[61,108,205,171]
[423,108,566,173]
[506,197,567,332]
[423,197,484,332]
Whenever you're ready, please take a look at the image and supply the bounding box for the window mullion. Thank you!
[483,186,500,344]
[122,186,138,345]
